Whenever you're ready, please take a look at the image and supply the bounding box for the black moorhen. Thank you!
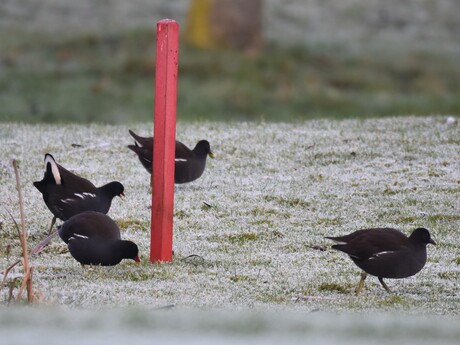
[58,211,140,266]
[128,129,214,184]
[34,153,125,233]
[326,227,435,295]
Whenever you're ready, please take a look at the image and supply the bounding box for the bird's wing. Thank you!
[175,140,193,159]
[56,163,97,191]
[334,229,410,261]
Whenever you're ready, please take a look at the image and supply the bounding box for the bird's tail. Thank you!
[44,153,62,185]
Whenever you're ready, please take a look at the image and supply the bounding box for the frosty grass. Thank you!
[0,117,459,322]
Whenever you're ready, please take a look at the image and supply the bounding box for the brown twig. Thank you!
[12,159,34,303]
[1,231,58,292]
[1,205,22,291]
[1,258,21,291]
[7,278,20,304]
[16,267,33,302]
[2,206,21,238]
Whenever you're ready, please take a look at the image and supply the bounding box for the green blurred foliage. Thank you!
[0,28,459,123]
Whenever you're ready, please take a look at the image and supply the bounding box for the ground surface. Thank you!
[0,117,459,340]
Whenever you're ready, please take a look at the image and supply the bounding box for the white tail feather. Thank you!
[44,154,61,185]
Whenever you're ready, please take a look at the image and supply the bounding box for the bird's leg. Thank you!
[355,272,367,296]
[378,277,391,293]
[48,216,56,235]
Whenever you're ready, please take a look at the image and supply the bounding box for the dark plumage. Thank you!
[58,211,140,266]
[128,129,214,184]
[326,227,435,294]
[33,153,125,232]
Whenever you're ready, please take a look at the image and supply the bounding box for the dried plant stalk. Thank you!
[1,229,57,292]
[12,159,34,303]
[1,258,20,290]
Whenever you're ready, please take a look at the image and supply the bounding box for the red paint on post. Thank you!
[150,19,179,263]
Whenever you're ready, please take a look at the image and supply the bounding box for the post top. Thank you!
[158,19,178,25]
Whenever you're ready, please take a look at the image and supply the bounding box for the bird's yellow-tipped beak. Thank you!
[209,152,215,159]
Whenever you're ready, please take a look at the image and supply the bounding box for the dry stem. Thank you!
[12,159,34,303]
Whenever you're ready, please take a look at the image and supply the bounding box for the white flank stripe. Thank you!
[82,192,96,198]
[175,158,187,162]
[74,193,86,199]
[369,250,395,260]
[73,233,89,239]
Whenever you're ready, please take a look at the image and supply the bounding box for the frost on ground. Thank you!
[0,116,459,316]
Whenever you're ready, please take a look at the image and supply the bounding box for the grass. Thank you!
[1,28,460,123]
[318,283,348,294]
[0,116,459,315]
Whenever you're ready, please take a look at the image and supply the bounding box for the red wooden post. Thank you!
[150,19,179,263]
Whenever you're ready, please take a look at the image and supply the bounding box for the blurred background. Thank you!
[0,0,459,123]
